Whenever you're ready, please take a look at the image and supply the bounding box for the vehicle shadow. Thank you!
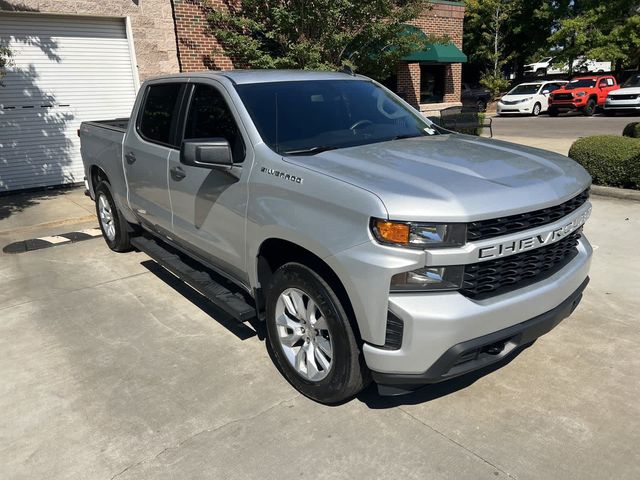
[140,259,261,341]
[357,342,534,409]
[0,185,77,221]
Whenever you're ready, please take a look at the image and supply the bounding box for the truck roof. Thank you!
[188,69,363,85]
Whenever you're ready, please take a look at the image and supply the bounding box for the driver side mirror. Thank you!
[181,138,233,168]
[542,90,550,95]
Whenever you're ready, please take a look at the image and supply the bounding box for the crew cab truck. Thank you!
[80,71,593,404]
[548,75,619,116]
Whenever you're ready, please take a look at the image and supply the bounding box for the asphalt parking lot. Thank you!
[490,112,638,154]
[1,194,639,479]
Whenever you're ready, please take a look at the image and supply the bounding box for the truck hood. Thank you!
[285,134,591,222]
[609,86,640,96]
[500,94,537,102]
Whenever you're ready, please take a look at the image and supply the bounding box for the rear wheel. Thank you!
[95,181,133,252]
[265,263,369,404]
[583,98,597,116]
[536,68,547,77]
[476,99,487,113]
[532,102,542,116]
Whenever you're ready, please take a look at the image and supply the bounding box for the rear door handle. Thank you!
[170,166,186,181]
[125,152,136,164]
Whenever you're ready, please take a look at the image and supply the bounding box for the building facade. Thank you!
[0,0,465,192]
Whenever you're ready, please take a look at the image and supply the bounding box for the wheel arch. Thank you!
[255,237,363,343]
[89,164,109,196]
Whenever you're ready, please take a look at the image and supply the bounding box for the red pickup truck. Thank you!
[548,75,619,116]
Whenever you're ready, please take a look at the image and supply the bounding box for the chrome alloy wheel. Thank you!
[275,288,334,381]
[98,194,116,241]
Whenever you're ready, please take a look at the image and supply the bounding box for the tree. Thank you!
[465,0,518,96]
[207,0,444,81]
[543,1,640,73]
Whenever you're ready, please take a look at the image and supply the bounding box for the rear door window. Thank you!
[138,84,182,147]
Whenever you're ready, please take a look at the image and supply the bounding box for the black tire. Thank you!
[548,107,559,117]
[536,68,547,77]
[265,263,369,404]
[532,102,542,116]
[583,98,597,116]
[95,181,133,252]
[579,67,588,73]
[476,99,487,113]
[603,109,616,117]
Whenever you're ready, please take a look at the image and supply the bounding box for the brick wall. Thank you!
[401,1,466,107]
[1,0,180,81]
[171,0,234,72]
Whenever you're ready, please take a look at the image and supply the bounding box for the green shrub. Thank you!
[622,122,640,138]
[569,135,640,189]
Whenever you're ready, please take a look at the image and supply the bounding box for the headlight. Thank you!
[517,97,533,103]
[576,92,587,97]
[371,218,466,249]
[391,266,464,292]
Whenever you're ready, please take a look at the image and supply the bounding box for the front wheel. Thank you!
[476,99,487,113]
[583,98,597,116]
[95,181,133,252]
[265,263,369,404]
[532,102,542,116]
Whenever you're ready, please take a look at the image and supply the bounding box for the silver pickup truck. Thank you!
[80,70,592,404]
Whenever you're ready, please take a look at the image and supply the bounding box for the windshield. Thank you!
[234,80,437,155]
[623,74,640,88]
[566,79,596,89]
[508,84,541,95]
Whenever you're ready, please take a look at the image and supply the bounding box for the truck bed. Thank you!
[83,118,129,132]
[79,118,129,203]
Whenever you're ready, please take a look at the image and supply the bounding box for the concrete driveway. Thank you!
[1,194,639,479]
[490,113,638,155]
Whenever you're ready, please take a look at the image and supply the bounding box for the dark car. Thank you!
[461,83,492,112]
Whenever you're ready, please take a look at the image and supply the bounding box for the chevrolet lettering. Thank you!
[80,70,593,404]
[479,206,591,260]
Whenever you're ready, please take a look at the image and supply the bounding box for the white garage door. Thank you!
[0,13,138,192]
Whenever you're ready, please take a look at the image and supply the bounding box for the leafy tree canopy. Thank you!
[208,0,448,81]
[465,0,640,81]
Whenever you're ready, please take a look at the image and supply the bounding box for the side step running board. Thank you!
[131,236,256,322]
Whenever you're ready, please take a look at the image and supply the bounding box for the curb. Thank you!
[591,185,640,202]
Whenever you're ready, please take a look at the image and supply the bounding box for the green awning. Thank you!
[403,43,467,63]
[399,24,467,63]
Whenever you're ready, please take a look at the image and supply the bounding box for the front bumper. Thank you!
[604,98,640,111]
[497,102,534,114]
[372,276,588,390]
[363,236,592,377]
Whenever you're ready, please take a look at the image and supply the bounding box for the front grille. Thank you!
[554,93,574,101]
[610,94,639,101]
[461,230,582,299]
[467,189,589,242]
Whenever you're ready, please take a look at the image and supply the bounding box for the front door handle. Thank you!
[170,166,186,181]
[125,152,136,164]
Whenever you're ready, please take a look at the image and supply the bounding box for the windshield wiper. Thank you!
[282,145,340,156]
[390,133,426,140]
